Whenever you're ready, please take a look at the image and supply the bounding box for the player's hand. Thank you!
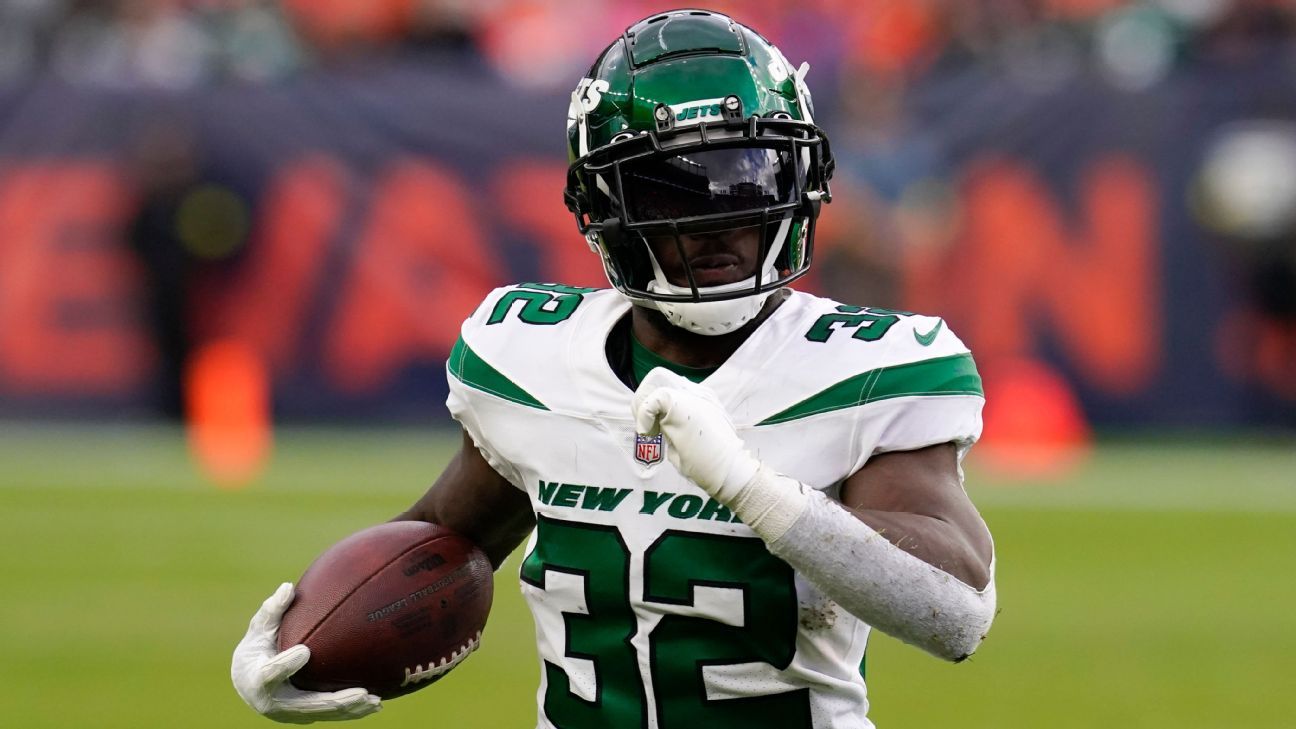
[631,368,759,503]
[232,583,382,724]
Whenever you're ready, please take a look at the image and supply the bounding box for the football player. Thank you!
[233,9,996,727]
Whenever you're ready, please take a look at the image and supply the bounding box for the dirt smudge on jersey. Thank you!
[799,595,839,631]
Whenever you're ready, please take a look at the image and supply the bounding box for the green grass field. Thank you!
[1,424,1293,728]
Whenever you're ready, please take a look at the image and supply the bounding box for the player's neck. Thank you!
[629,290,788,370]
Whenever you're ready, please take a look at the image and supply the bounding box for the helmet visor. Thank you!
[620,146,803,224]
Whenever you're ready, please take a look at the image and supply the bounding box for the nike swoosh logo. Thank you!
[913,319,943,346]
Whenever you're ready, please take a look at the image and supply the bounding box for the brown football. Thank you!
[277,521,493,699]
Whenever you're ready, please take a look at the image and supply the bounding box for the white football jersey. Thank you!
[446,283,984,729]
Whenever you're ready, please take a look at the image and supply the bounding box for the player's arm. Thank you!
[837,442,993,590]
[633,369,996,662]
[391,429,536,569]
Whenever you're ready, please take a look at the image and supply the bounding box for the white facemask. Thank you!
[637,214,791,336]
[645,276,776,335]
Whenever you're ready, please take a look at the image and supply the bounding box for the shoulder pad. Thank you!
[450,283,625,414]
[734,294,982,427]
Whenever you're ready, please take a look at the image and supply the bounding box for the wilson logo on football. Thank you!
[402,553,446,577]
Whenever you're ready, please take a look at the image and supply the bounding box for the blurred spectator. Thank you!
[3,0,303,88]
[125,112,252,418]
[0,1,1293,90]
[213,0,306,82]
[51,1,217,88]
[278,0,410,55]
[126,115,207,417]
[1194,119,1296,398]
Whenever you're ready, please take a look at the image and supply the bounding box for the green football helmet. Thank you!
[563,8,834,334]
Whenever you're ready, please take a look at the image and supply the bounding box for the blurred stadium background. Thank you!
[0,1,1293,727]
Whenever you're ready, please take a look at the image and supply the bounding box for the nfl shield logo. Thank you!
[634,433,664,466]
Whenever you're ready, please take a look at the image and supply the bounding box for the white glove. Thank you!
[631,368,760,503]
[232,583,382,724]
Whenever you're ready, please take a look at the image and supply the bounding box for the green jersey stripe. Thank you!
[448,337,549,410]
[758,353,982,426]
